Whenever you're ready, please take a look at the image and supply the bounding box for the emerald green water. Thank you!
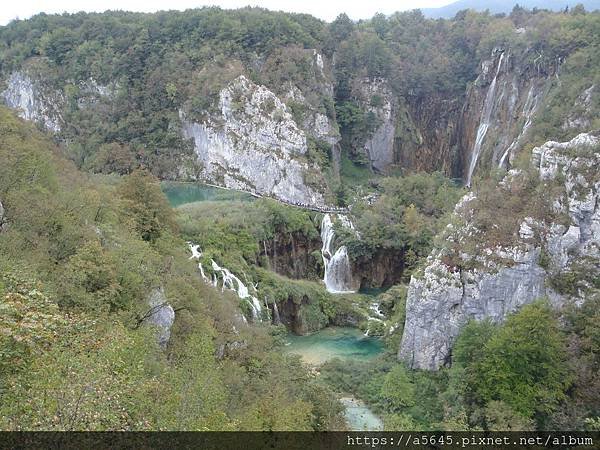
[285,326,384,366]
[162,182,255,207]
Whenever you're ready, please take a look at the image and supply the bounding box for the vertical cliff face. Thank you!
[1,71,63,132]
[356,78,397,173]
[459,48,551,182]
[351,48,549,179]
[353,249,405,290]
[260,231,322,280]
[393,92,462,176]
[181,75,329,206]
[0,199,6,232]
[399,132,600,370]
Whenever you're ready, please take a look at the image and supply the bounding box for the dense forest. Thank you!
[1,5,598,181]
[0,4,599,433]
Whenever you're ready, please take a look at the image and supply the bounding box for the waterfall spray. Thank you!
[320,214,357,293]
[466,52,505,187]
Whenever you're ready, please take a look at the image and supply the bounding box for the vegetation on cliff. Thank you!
[0,107,345,430]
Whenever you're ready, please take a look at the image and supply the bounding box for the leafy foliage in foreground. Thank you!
[0,107,345,430]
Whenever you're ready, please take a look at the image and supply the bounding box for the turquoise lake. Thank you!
[285,326,384,366]
[162,182,255,207]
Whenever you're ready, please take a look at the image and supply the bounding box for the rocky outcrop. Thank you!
[399,132,600,370]
[145,287,175,348]
[260,232,322,280]
[277,295,328,334]
[0,200,6,232]
[181,75,329,206]
[2,71,63,132]
[533,133,600,268]
[562,85,595,131]
[359,78,397,173]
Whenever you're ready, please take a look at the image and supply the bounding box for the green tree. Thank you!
[380,365,415,412]
[118,170,177,242]
[473,302,571,422]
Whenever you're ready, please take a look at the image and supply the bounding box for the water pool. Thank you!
[285,326,383,366]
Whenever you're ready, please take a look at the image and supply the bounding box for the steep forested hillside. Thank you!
[0,107,348,430]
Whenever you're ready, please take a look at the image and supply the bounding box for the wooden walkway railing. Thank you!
[202,182,350,214]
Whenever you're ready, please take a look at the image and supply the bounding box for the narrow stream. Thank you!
[340,397,384,431]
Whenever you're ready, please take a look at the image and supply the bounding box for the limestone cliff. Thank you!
[180,75,329,206]
[357,78,397,173]
[366,48,555,180]
[260,231,323,280]
[1,71,63,132]
[0,199,6,232]
[399,132,600,370]
[144,287,175,348]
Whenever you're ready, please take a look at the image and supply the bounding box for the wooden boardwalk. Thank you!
[202,182,350,214]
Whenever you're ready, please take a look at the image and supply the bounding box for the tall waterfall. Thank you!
[466,52,505,187]
[321,214,356,293]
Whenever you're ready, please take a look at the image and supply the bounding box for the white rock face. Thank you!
[0,199,5,232]
[76,78,115,108]
[2,71,62,132]
[145,287,175,348]
[399,132,600,370]
[562,85,595,130]
[360,78,396,172]
[181,75,327,206]
[533,132,600,266]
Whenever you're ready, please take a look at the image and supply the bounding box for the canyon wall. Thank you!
[399,132,600,370]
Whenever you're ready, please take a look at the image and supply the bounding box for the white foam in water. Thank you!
[188,242,261,320]
[320,214,356,293]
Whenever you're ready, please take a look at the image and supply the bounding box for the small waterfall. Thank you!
[272,301,281,325]
[466,52,505,187]
[321,214,356,293]
[364,301,385,336]
[211,260,262,320]
[189,243,203,259]
[188,242,209,282]
[188,243,261,321]
[198,262,209,282]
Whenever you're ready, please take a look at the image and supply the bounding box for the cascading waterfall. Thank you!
[466,52,505,187]
[364,301,385,337]
[188,243,262,320]
[498,84,541,168]
[188,243,210,282]
[272,301,281,325]
[210,260,262,320]
[320,214,356,293]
